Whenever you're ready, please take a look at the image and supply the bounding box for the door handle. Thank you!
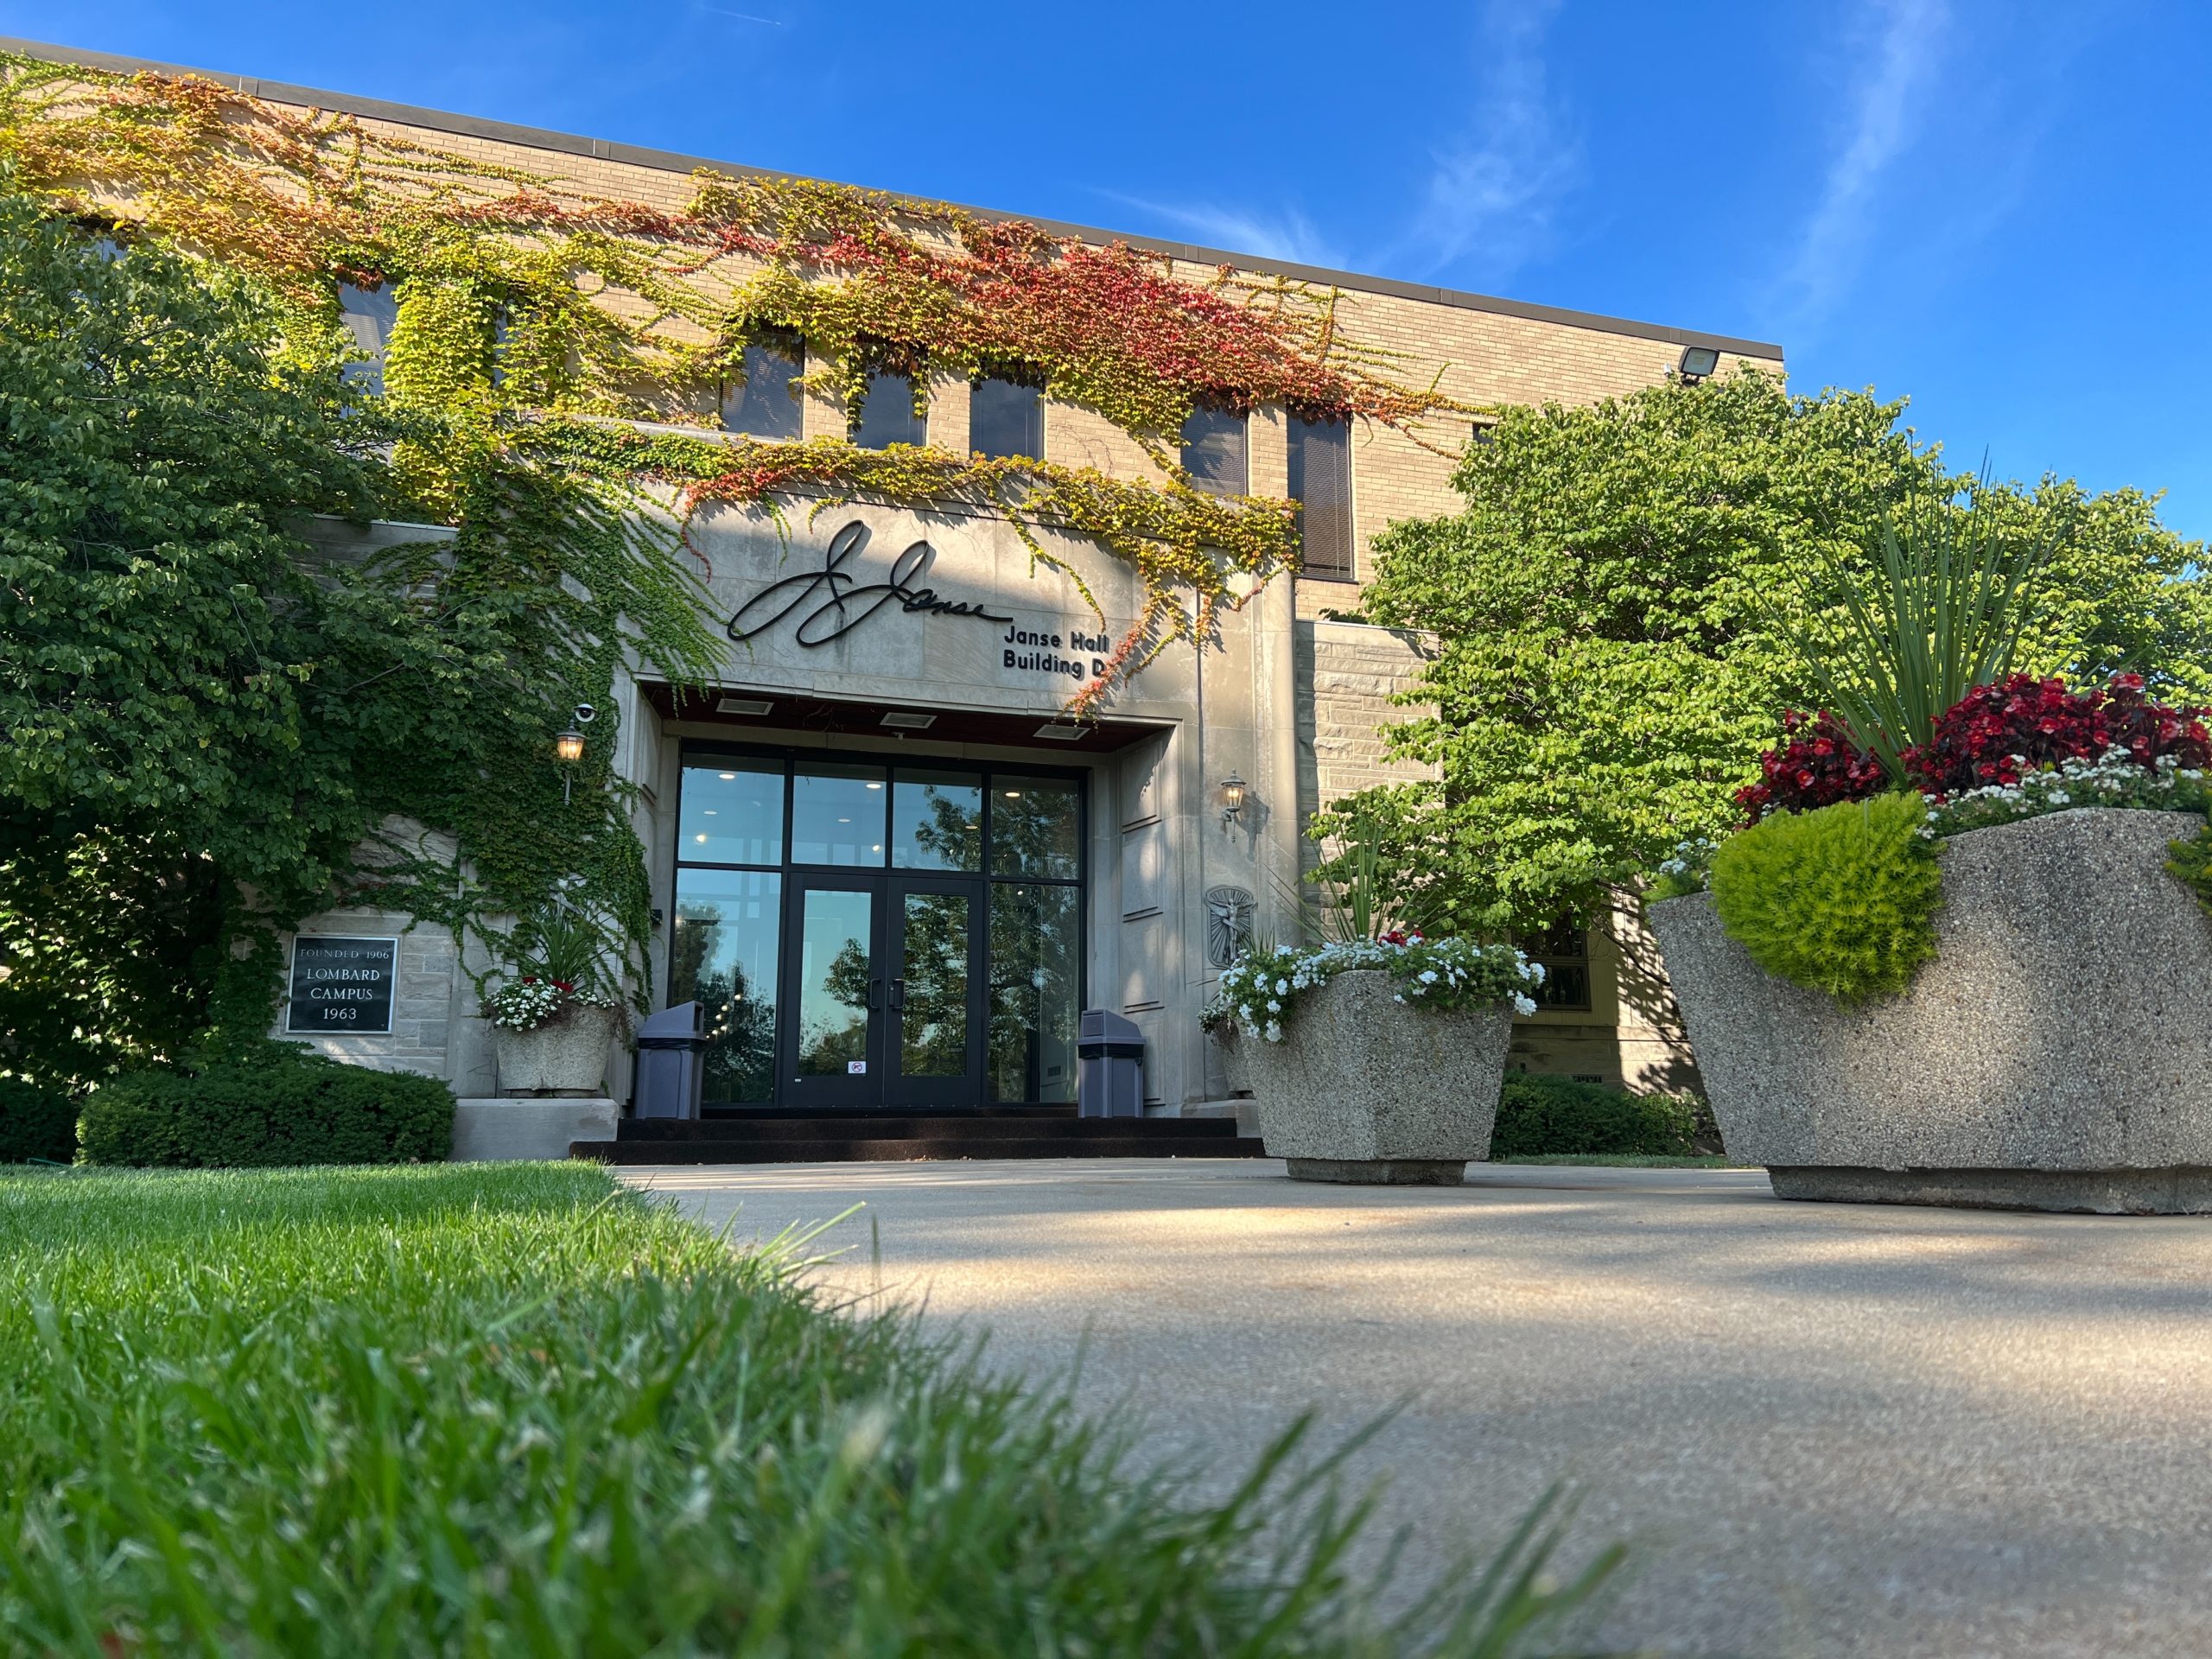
[889,977,906,1012]
[868,976,884,1011]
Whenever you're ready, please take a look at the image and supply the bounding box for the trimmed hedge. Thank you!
[0,1080,78,1164]
[81,1043,453,1168]
[1491,1071,1710,1160]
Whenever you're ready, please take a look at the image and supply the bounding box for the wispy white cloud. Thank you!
[1396,0,1581,284]
[1096,192,1347,270]
[1777,0,1950,328]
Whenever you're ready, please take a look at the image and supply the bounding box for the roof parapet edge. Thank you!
[0,33,1785,362]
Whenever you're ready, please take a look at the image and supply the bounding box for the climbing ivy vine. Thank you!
[0,48,1468,1061]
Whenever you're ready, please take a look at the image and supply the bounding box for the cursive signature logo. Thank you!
[727,521,1014,648]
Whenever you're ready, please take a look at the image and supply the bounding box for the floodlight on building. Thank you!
[1678,345,1720,384]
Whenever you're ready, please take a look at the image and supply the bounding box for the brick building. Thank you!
[9,35,1779,1122]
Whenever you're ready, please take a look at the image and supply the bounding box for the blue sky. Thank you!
[16,0,2210,538]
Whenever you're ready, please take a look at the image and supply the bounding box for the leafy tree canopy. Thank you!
[0,188,714,1086]
[1331,367,2212,935]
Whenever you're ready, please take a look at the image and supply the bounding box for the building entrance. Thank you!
[668,747,1085,1111]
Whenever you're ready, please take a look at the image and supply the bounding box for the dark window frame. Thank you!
[670,741,1088,1104]
[1287,410,1356,582]
[969,370,1046,462]
[720,327,806,441]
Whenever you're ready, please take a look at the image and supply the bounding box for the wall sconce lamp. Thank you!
[1677,345,1719,385]
[1219,772,1248,828]
[555,702,595,802]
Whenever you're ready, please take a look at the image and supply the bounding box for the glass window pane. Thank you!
[671,869,781,1104]
[854,369,925,448]
[721,332,804,440]
[892,769,982,871]
[797,888,874,1075]
[1179,404,1248,495]
[900,891,970,1077]
[989,777,1080,879]
[791,763,887,866]
[679,760,784,865]
[338,283,397,394]
[988,883,1081,1103]
[1288,413,1355,581]
[970,375,1043,461]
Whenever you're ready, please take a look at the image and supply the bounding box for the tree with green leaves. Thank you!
[1328,367,2212,935]
[0,189,715,1087]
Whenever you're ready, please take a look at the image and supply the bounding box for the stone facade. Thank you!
[43,34,1769,1106]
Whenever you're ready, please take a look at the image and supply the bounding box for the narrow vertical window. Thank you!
[969,372,1044,461]
[853,370,926,448]
[1179,403,1248,494]
[721,328,804,441]
[1527,922,1592,1012]
[337,283,397,396]
[1287,411,1355,581]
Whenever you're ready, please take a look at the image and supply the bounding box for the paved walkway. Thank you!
[626,1159,2212,1656]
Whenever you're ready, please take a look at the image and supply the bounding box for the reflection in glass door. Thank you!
[785,885,876,1105]
[887,880,981,1106]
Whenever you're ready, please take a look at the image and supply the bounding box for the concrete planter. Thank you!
[1210,1022,1252,1096]
[1239,969,1514,1184]
[1650,808,2212,1213]
[493,1002,626,1098]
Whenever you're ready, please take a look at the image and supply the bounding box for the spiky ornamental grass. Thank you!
[0,1164,1617,1656]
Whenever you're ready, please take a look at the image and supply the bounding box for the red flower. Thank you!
[1904,673,2211,795]
[1736,710,1888,822]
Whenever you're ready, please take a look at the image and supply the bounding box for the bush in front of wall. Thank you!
[1489,1072,1708,1160]
[80,1042,454,1168]
[1709,791,1943,1001]
[0,1079,79,1164]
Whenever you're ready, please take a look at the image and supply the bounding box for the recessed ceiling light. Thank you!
[880,710,937,730]
[717,772,736,780]
[694,834,708,843]
[1004,791,1022,799]
[864,781,883,790]
[1034,722,1084,741]
[716,696,773,716]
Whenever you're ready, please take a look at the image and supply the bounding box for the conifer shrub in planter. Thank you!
[80,1042,453,1167]
[1651,488,2212,1211]
[1205,933,1544,1184]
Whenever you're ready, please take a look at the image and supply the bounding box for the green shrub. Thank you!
[0,1079,77,1164]
[1711,792,1942,1001]
[1491,1071,1707,1159]
[2169,817,2212,921]
[80,1042,453,1167]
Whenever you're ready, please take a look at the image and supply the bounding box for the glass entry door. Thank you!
[886,877,983,1108]
[784,882,878,1107]
[673,751,1083,1110]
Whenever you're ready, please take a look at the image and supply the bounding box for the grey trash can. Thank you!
[1077,1008,1146,1119]
[634,1001,707,1120]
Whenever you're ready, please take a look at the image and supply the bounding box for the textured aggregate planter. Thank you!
[1239,969,1514,1185]
[1650,808,2212,1213]
[493,1003,626,1098]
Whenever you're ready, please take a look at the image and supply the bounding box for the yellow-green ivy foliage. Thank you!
[1710,792,1943,1001]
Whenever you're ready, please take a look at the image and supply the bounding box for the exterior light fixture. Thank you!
[1220,772,1248,826]
[1677,345,1719,384]
[555,702,595,802]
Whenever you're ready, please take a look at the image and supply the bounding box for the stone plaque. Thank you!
[283,935,398,1034]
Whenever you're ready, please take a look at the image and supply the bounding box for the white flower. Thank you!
[1266,998,1281,1013]
[1274,977,1289,995]
[1418,969,1438,984]
[1263,1021,1282,1042]
[1511,994,1537,1017]
[1392,994,1406,1004]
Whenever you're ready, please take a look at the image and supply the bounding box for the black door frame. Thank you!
[668,740,1088,1113]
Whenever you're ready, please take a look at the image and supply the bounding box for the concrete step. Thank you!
[617,1114,1243,1142]
[571,1128,1269,1165]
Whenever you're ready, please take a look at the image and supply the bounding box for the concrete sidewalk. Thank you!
[626,1158,2212,1656]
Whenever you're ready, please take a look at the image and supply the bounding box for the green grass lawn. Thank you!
[0,1163,1612,1656]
